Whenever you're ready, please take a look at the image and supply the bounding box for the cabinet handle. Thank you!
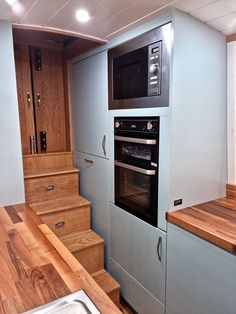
[84,158,94,168]
[45,184,54,191]
[54,221,65,228]
[37,93,41,108]
[102,134,106,156]
[157,236,162,262]
[27,92,31,109]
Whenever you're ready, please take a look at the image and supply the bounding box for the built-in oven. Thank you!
[114,117,159,227]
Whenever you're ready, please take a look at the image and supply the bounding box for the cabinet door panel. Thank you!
[14,44,35,154]
[32,47,66,153]
[110,203,166,304]
[110,258,165,314]
[72,51,108,158]
[74,151,110,268]
[166,223,236,314]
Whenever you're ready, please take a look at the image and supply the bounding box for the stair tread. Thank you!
[31,195,90,215]
[24,167,79,179]
[61,230,104,253]
[92,269,121,294]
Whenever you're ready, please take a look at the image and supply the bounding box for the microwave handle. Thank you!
[115,161,156,176]
[114,136,156,145]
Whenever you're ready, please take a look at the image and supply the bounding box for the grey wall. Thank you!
[0,20,25,206]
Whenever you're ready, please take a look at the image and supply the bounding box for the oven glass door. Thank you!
[113,46,148,100]
[115,162,157,226]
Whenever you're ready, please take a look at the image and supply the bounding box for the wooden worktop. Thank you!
[166,197,236,254]
[0,203,121,314]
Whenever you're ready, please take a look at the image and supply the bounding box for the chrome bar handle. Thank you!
[27,92,31,109]
[115,161,156,176]
[115,135,156,145]
[37,93,41,108]
[157,236,162,262]
[102,134,106,156]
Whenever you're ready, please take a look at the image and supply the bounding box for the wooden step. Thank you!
[92,269,121,307]
[24,167,79,204]
[61,230,104,274]
[24,166,79,179]
[31,196,91,237]
[23,152,73,172]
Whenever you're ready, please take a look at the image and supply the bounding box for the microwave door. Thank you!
[113,46,148,100]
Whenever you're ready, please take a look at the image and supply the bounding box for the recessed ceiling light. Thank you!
[75,9,90,23]
[4,0,18,6]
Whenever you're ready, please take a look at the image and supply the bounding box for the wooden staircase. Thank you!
[23,152,121,308]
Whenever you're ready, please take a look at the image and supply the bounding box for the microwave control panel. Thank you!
[148,41,162,96]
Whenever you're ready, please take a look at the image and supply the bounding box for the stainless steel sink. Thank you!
[23,290,101,314]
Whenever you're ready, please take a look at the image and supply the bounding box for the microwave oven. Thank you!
[108,22,171,110]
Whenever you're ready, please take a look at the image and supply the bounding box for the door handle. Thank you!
[102,134,106,156]
[84,158,94,168]
[45,184,54,191]
[27,92,31,109]
[54,221,65,228]
[157,236,162,262]
[37,93,41,108]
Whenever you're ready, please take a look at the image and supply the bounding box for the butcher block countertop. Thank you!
[166,197,236,254]
[0,203,121,314]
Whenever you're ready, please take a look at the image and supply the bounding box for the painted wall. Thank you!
[0,20,25,206]
[227,41,236,184]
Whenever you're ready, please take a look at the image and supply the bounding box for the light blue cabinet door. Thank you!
[72,51,108,159]
[110,203,166,306]
[74,151,110,268]
[166,223,236,314]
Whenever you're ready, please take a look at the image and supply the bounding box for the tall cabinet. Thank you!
[72,50,110,267]
[14,43,67,154]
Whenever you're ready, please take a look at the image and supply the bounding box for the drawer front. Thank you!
[40,205,90,238]
[25,173,78,203]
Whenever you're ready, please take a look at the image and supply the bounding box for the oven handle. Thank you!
[115,161,156,176]
[114,136,156,145]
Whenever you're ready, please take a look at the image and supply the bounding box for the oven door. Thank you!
[114,135,158,227]
[115,161,157,227]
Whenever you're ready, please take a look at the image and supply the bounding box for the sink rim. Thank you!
[22,289,101,314]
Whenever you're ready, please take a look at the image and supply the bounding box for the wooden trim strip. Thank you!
[226,33,236,42]
[12,24,107,44]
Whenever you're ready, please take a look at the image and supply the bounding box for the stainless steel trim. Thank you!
[115,161,156,176]
[102,135,106,156]
[157,236,162,262]
[115,135,156,145]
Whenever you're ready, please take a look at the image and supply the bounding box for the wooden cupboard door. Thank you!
[14,44,35,154]
[31,47,67,153]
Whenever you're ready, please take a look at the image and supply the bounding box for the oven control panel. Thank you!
[114,117,159,135]
[148,41,162,97]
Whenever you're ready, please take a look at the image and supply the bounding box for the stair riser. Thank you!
[23,152,73,171]
[73,244,104,274]
[25,173,79,203]
[40,205,90,238]
[108,289,120,308]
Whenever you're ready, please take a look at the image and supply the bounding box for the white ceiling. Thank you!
[0,0,236,40]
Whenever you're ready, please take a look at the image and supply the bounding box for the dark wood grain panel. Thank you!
[167,198,236,254]
[4,206,22,224]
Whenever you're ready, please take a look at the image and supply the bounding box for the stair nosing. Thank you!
[31,196,91,215]
[24,167,79,179]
